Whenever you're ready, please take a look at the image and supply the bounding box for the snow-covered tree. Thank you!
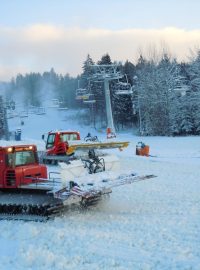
[134,53,188,135]
[186,50,200,133]
[97,53,112,65]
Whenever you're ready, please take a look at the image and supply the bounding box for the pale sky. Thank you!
[1,0,200,81]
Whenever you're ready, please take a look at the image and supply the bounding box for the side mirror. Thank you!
[42,134,45,140]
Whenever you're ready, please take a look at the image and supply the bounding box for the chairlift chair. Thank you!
[114,74,133,95]
[76,88,88,100]
[83,93,96,104]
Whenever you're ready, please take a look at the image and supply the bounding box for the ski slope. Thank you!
[0,107,200,270]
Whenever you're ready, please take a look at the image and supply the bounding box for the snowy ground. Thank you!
[0,107,200,269]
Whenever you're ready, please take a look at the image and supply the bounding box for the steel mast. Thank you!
[89,64,123,137]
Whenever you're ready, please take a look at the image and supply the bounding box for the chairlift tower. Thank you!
[89,64,123,137]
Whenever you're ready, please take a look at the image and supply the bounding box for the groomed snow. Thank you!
[0,107,200,269]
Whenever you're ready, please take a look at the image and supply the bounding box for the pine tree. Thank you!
[134,53,188,135]
[186,50,200,134]
[82,54,95,78]
[97,53,112,65]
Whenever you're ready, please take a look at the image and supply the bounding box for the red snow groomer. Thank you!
[41,130,129,165]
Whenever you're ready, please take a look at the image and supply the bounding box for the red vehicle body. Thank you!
[0,145,47,189]
[45,131,81,156]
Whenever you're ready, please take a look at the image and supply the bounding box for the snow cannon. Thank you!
[136,142,150,157]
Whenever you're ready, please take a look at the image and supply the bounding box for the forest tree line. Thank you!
[3,49,200,136]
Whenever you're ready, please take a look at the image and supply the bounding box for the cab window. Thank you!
[46,134,55,149]
[70,133,78,140]
[61,133,78,141]
[7,151,36,167]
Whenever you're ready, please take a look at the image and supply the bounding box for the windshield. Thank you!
[7,151,36,167]
[46,134,56,149]
[61,133,78,141]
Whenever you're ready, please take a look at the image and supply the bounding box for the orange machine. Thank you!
[136,142,150,157]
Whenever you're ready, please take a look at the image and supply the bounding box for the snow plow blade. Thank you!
[66,140,129,155]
